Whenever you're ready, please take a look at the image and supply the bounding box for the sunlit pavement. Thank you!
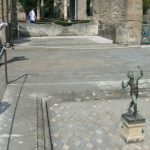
[0,37,150,149]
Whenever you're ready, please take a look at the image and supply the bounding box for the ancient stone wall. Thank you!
[92,0,126,42]
[14,0,143,45]
[115,0,143,45]
[93,0,143,45]
[97,0,126,24]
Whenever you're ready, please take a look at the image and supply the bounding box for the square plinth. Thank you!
[121,113,146,143]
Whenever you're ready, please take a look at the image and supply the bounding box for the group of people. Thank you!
[28,8,36,23]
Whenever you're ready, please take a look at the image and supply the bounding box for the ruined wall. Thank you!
[98,0,126,24]
[93,0,143,45]
[92,0,126,41]
[115,0,143,45]
[126,0,143,45]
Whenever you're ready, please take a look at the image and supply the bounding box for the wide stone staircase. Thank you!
[14,36,123,49]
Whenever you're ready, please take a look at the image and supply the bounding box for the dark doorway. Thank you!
[69,0,75,19]
[87,0,93,16]
[44,0,55,18]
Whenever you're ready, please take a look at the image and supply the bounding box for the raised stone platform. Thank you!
[121,113,146,143]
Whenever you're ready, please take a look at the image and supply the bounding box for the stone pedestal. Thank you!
[121,113,146,143]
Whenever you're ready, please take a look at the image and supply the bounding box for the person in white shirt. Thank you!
[29,8,36,23]
[0,22,8,29]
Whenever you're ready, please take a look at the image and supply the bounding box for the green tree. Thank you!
[19,0,54,18]
[18,0,37,14]
[143,0,150,14]
[44,0,54,17]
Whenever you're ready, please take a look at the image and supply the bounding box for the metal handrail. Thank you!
[0,46,8,84]
[0,46,5,56]
[0,22,9,84]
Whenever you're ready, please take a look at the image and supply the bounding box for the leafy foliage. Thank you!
[143,0,150,14]
[18,0,54,17]
[19,0,150,16]
[18,0,37,13]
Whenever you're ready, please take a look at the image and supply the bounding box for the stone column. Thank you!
[3,0,8,21]
[77,0,86,20]
[37,0,41,20]
[8,0,12,22]
[93,0,99,23]
[41,0,45,18]
[54,0,58,18]
[115,0,143,46]
[75,0,77,20]
[126,0,143,45]
[64,0,68,20]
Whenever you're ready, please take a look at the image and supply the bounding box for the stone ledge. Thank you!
[19,22,98,37]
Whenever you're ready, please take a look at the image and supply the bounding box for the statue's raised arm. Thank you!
[137,66,143,80]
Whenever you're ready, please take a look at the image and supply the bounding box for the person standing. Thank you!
[29,8,36,23]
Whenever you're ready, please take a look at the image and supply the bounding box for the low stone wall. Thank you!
[19,22,98,37]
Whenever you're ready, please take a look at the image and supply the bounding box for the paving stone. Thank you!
[48,99,150,149]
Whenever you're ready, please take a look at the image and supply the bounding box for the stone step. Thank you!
[57,32,77,36]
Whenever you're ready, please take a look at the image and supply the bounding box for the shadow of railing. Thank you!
[8,74,28,84]
[0,56,29,66]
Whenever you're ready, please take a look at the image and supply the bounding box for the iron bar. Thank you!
[0,47,8,84]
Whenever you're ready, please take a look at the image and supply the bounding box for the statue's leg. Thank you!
[132,94,137,117]
[133,104,137,117]
[128,100,134,112]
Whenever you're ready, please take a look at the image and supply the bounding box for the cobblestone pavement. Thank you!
[48,98,150,150]
[1,77,150,150]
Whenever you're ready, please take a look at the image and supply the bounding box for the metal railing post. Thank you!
[4,48,8,84]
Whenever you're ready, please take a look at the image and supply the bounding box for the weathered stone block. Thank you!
[121,113,146,143]
[19,22,98,37]
[115,20,142,46]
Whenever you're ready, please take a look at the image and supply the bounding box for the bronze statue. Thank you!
[121,66,143,117]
